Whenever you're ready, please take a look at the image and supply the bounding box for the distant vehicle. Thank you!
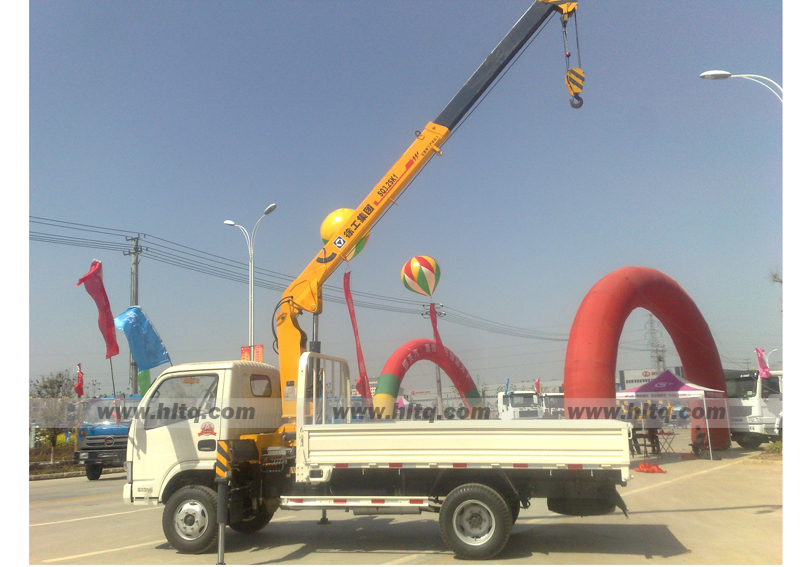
[497,391,539,420]
[540,392,565,419]
[725,370,782,450]
[74,395,142,480]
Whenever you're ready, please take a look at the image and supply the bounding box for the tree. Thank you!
[29,369,77,463]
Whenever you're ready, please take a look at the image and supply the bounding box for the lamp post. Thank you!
[699,70,783,103]
[224,203,277,361]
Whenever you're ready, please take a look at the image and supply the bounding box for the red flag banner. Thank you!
[76,260,119,359]
[74,363,84,397]
[344,272,372,400]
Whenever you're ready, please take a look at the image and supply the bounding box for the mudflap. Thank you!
[612,489,629,518]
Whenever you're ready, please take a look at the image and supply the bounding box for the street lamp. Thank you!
[699,70,783,103]
[224,203,277,361]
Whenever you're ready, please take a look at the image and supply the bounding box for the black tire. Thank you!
[737,435,762,450]
[86,464,103,480]
[229,502,273,534]
[439,483,512,560]
[162,485,218,554]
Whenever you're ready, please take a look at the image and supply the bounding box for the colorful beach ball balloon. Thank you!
[402,256,441,296]
[320,208,369,261]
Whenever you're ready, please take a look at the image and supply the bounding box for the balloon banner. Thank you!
[401,256,440,296]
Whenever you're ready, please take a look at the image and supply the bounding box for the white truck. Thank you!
[725,369,783,449]
[123,0,631,559]
[497,391,565,420]
[125,356,631,559]
[497,390,540,420]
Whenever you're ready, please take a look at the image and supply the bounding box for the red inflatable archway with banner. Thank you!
[564,266,730,449]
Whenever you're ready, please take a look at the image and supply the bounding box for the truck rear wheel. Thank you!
[86,464,103,480]
[162,485,218,554]
[439,483,512,560]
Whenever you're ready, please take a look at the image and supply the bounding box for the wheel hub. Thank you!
[174,500,209,540]
[453,500,495,546]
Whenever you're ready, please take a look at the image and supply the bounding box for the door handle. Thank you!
[197,439,216,452]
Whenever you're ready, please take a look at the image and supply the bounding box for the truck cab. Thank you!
[497,390,540,420]
[725,370,782,449]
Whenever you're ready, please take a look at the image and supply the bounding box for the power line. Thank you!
[30,216,569,341]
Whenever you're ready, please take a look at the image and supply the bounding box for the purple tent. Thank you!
[616,370,728,459]
[617,370,726,400]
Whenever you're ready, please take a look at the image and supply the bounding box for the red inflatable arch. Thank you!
[564,266,730,449]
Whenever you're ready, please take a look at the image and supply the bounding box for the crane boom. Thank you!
[276,0,580,419]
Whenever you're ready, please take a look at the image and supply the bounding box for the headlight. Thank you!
[747,416,763,424]
[79,452,89,459]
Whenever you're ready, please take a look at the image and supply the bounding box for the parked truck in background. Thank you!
[497,390,540,420]
[75,395,141,480]
[725,369,782,449]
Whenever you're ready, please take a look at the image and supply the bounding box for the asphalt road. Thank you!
[29,433,782,564]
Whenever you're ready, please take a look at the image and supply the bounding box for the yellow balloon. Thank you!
[320,208,369,260]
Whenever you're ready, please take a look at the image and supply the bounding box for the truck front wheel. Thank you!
[162,485,218,554]
[737,434,763,450]
[86,464,103,480]
[439,483,512,560]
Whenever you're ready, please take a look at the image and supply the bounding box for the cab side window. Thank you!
[144,374,218,430]
[250,374,273,398]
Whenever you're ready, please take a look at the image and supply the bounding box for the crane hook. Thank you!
[570,94,583,109]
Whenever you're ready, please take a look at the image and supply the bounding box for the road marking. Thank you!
[40,539,167,563]
[622,459,742,497]
[382,553,426,564]
[30,493,115,505]
[30,506,160,527]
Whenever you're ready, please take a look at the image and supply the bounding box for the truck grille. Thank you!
[83,435,128,449]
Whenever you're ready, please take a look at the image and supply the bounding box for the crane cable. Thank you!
[561,9,584,108]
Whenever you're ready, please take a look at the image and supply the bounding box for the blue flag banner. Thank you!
[114,306,171,371]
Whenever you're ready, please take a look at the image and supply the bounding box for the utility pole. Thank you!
[124,235,146,394]
[645,314,667,373]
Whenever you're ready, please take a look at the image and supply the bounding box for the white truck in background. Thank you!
[497,391,565,420]
[725,369,782,449]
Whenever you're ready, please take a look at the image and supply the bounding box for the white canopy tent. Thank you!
[616,370,729,459]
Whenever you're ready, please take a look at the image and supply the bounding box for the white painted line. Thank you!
[30,506,160,527]
[40,539,167,563]
[622,459,741,497]
[382,552,426,564]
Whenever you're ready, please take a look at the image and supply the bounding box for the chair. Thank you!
[689,428,708,457]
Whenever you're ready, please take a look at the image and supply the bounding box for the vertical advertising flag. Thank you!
[241,347,251,361]
[755,348,773,378]
[76,260,119,359]
[74,363,84,397]
[137,369,151,396]
[254,345,264,363]
[113,306,171,370]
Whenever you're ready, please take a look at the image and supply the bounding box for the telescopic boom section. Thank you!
[276,0,575,419]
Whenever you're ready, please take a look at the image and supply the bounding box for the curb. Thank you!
[29,467,124,481]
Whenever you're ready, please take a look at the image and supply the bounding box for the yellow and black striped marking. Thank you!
[216,440,230,478]
[566,67,584,96]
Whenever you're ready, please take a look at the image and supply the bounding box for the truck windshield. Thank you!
[543,395,564,409]
[726,375,758,399]
[81,398,141,425]
[509,394,536,408]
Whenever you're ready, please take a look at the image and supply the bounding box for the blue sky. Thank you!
[24,1,786,397]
